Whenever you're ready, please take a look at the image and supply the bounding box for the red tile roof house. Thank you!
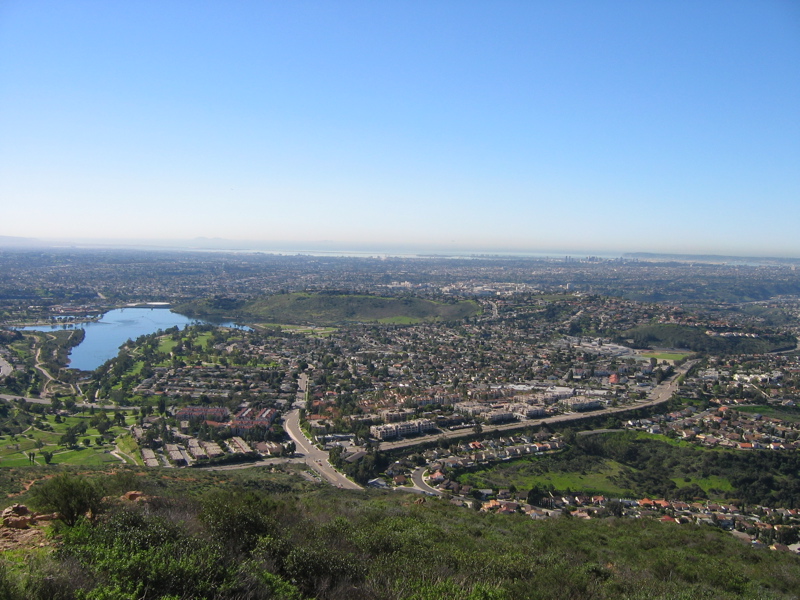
[428,470,446,484]
[660,515,679,524]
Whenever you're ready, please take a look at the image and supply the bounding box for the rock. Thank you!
[121,491,145,502]
[1,504,29,519]
[32,512,59,522]
[3,516,31,529]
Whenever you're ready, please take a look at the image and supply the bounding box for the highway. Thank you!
[283,409,362,490]
[379,360,698,452]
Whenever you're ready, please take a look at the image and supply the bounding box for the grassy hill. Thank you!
[2,466,799,600]
[618,324,796,355]
[456,431,800,508]
[176,292,480,325]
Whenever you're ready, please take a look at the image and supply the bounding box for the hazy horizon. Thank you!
[1,2,798,257]
[3,233,800,262]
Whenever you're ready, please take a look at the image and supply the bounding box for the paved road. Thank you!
[577,428,625,437]
[196,457,306,471]
[0,393,51,405]
[0,394,128,411]
[410,466,441,496]
[283,409,362,490]
[294,373,309,409]
[380,360,698,452]
[0,356,12,378]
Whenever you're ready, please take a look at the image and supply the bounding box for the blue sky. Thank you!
[1,1,798,256]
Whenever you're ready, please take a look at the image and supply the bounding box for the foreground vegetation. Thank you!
[1,467,799,600]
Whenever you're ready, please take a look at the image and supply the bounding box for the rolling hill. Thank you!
[175,292,480,325]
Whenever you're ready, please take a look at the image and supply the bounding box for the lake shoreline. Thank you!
[13,308,247,371]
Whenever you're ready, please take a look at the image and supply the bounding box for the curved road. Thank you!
[283,409,362,490]
[411,467,442,496]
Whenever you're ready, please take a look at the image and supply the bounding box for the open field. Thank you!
[115,433,143,465]
[672,474,734,493]
[377,316,422,324]
[641,351,692,361]
[736,404,800,423]
[451,429,793,504]
[633,431,699,448]
[255,323,338,336]
[458,457,632,497]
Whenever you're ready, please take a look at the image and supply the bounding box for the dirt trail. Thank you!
[29,331,78,397]
[0,526,47,552]
[8,474,55,498]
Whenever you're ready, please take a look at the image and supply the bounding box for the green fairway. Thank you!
[157,337,178,353]
[0,409,137,468]
[51,448,122,466]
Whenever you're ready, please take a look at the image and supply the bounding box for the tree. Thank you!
[283,441,296,456]
[41,450,53,464]
[28,473,104,526]
[59,428,78,448]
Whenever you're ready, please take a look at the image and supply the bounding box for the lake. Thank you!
[17,307,246,371]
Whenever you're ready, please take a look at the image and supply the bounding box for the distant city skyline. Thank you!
[4,234,800,263]
[1,2,798,257]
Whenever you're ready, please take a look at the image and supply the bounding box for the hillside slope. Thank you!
[2,467,799,600]
[176,292,480,325]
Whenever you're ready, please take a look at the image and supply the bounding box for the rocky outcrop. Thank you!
[3,516,31,529]
[2,504,32,528]
[119,490,154,503]
[1,504,59,529]
[33,512,59,522]
[2,504,29,518]
[121,490,146,502]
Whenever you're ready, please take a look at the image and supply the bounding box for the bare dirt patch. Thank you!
[0,525,47,552]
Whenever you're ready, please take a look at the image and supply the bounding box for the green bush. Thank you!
[28,473,104,526]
